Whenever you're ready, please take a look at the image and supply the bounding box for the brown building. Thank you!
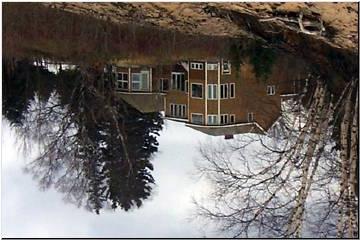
[112,58,306,137]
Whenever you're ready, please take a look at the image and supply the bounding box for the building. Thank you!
[111,59,305,137]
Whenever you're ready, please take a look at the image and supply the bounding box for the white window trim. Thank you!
[230,114,236,123]
[229,83,236,98]
[117,72,129,90]
[207,84,218,100]
[190,62,204,70]
[171,72,186,91]
[207,63,218,71]
[248,112,254,122]
[191,113,204,124]
[222,60,231,75]
[267,85,276,95]
[191,83,204,99]
[220,114,229,125]
[220,83,229,99]
[160,78,169,92]
[207,114,218,125]
[170,103,187,118]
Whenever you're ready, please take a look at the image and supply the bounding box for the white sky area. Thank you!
[1,118,223,238]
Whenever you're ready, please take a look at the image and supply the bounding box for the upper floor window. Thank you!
[191,83,203,98]
[207,63,218,71]
[207,84,217,100]
[160,78,169,92]
[191,62,204,70]
[132,71,149,91]
[267,85,276,95]
[171,72,186,91]
[117,72,129,90]
[222,60,231,75]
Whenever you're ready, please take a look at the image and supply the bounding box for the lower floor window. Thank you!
[191,113,203,124]
[170,104,187,118]
[220,114,229,125]
[207,115,218,125]
[248,112,254,122]
[230,114,235,123]
[191,84,203,98]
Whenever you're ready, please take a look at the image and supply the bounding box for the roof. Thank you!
[116,92,165,113]
[185,122,265,136]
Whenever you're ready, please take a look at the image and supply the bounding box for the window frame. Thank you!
[230,114,236,124]
[220,83,229,99]
[171,72,186,91]
[116,72,129,90]
[207,84,218,100]
[222,60,231,75]
[229,83,236,98]
[191,113,204,124]
[207,115,218,125]
[170,103,187,118]
[220,114,229,125]
[207,63,218,71]
[160,78,169,92]
[191,83,204,99]
[247,112,254,122]
[267,85,276,95]
[190,62,204,70]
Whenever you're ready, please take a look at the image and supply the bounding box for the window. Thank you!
[171,72,186,91]
[230,83,235,98]
[220,84,228,99]
[190,62,203,70]
[230,114,235,123]
[191,84,203,98]
[207,84,217,100]
[132,71,149,91]
[220,114,229,125]
[207,63,218,71]
[117,72,128,90]
[248,112,254,122]
[185,81,189,93]
[132,73,141,90]
[207,115,218,125]
[222,60,231,74]
[160,78,169,92]
[191,113,203,124]
[267,85,276,95]
[170,104,187,118]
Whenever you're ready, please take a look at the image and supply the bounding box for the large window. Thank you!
[222,60,231,74]
[267,85,276,95]
[170,104,187,118]
[230,83,235,98]
[207,115,218,125]
[171,72,186,91]
[207,63,218,71]
[191,113,203,124]
[207,84,217,100]
[160,78,169,92]
[191,84,203,98]
[220,114,229,125]
[190,62,203,70]
[220,84,228,99]
[132,71,149,91]
[117,72,129,90]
